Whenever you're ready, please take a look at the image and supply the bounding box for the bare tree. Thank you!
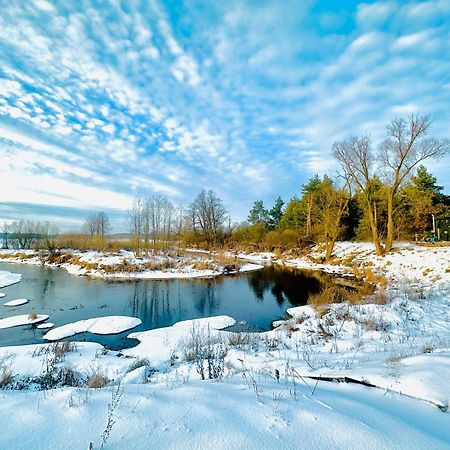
[127,196,145,256]
[2,222,9,249]
[84,214,97,236]
[379,114,449,252]
[189,190,227,245]
[333,135,384,255]
[84,212,111,237]
[143,195,174,254]
[96,212,111,237]
[8,220,57,250]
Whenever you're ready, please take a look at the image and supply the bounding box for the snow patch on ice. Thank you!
[3,298,29,307]
[43,316,142,341]
[37,322,54,329]
[0,314,49,329]
[0,270,21,288]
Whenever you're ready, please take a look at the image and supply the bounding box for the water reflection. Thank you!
[246,266,325,306]
[0,262,329,349]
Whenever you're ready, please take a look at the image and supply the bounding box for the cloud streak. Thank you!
[0,0,449,229]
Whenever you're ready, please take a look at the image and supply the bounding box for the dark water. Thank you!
[0,262,328,349]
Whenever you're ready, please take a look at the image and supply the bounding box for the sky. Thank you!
[0,0,449,231]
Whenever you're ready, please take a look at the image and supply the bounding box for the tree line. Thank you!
[238,114,450,259]
[2,114,448,259]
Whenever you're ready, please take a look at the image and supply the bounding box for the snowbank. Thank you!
[125,315,235,367]
[43,316,142,341]
[238,263,264,273]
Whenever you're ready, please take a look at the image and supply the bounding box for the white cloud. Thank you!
[356,2,395,27]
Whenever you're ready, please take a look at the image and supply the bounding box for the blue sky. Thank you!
[0,0,449,231]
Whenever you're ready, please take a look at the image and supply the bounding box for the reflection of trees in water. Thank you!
[129,281,174,328]
[193,280,220,316]
[127,278,223,329]
[247,267,326,306]
[31,267,57,308]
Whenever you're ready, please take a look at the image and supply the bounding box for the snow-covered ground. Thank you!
[0,249,264,280]
[0,243,450,449]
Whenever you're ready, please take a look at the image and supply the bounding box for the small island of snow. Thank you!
[0,271,21,288]
[43,316,142,341]
[4,298,29,307]
[0,314,49,329]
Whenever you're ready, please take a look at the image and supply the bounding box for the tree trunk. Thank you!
[306,195,312,236]
[325,240,334,262]
[385,192,394,253]
[367,201,384,256]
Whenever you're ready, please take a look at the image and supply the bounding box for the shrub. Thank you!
[127,358,150,373]
[181,325,227,380]
[35,365,81,390]
[0,365,14,388]
[87,373,109,389]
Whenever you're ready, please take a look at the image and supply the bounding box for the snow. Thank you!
[239,263,264,272]
[1,242,450,448]
[37,322,54,329]
[0,249,236,280]
[0,314,49,329]
[3,298,28,307]
[237,251,275,264]
[1,377,450,450]
[0,270,21,288]
[43,316,142,341]
[0,293,6,298]
[125,316,236,368]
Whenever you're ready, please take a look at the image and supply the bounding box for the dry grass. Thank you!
[308,276,381,310]
[0,365,14,388]
[87,373,109,389]
[192,260,216,271]
[51,342,76,362]
[213,252,241,269]
[0,252,33,260]
[353,266,388,289]
[418,242,450,247]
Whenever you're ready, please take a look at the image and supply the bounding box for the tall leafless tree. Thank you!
[143,195,174,254]
[189,190,227,245]
[127,195,145,256]
[334,114,449,255]
[333,135,384,255]
[84,212,111,237]
[379,114,449,252]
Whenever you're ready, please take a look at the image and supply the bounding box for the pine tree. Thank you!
[247,200,269,225]
[268,196,284,229]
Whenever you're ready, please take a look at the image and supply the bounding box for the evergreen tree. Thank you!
[247,200,269,225]
[278,197,303,230]
[268,196,284,229]
[411,165,443,194]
